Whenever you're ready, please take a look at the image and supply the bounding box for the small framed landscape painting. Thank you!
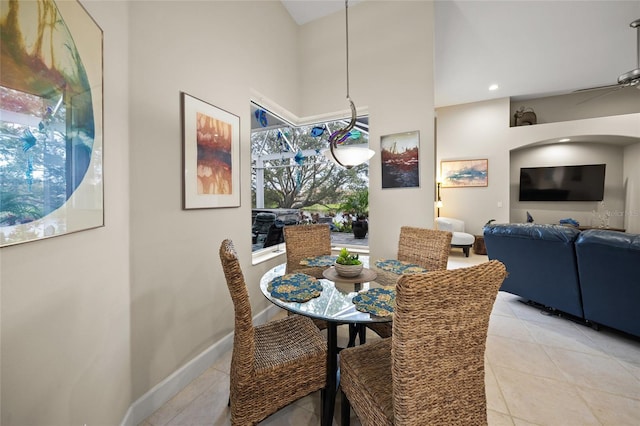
[182,93,240,209]
[441,159,488,188]
[381,130,420,189]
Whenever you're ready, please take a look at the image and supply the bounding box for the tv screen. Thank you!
[519,164,606,201]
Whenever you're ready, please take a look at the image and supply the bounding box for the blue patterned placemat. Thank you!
[375,259,428,274]
[300,255,338,267]
[352,287,396,317]
[268,273,323,302]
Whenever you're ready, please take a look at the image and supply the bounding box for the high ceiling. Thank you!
[281,0,640,107]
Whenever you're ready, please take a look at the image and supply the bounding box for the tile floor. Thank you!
[140,253,640,425]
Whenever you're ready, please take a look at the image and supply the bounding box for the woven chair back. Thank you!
[283,224,332,276]
[397,226,452,271]
[392,260,507,425]
[219,239,255,380]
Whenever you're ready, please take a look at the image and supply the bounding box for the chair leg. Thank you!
[463,246,470,257]
[341,389,351,426]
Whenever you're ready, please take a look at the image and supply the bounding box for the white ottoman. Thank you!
[435,217,475,257]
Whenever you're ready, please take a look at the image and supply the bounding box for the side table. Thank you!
[473,235,487,255]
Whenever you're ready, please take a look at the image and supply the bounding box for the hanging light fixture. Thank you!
[325,0,375,169]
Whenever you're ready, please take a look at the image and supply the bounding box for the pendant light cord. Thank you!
[345,0,351,100]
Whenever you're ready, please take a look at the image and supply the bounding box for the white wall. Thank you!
[298,0,436,260]
[0,1,132,424]
[127,0,299,401]
[436,98,512,235]
[624,143,640,233]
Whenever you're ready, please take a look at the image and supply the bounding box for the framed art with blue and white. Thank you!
[0,0,103,247]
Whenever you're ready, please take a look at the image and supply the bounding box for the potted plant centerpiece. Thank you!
[334,247,363,278]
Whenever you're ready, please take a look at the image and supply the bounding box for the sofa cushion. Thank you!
[483,224,584,317]
[575,229,640,338]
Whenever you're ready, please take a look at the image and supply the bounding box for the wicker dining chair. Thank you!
[368,226,452,338]
[340,260,507,426]
[283,224,333,330]
[283,223,332,278]
[219,239,327,425]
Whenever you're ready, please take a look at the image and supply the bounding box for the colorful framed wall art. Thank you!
[182,93,240,209]
[440,159,488,188]
[381,130,420,189]
[0,0,103,247]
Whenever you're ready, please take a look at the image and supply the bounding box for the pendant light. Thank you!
[325,0,375,169]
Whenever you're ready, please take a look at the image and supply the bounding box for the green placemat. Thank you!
[352,287,396,317]
[300,255,338,267]
[375,259,428,274]
[268,273,323,302]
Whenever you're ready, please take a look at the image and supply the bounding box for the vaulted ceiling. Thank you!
[281,0,640,107]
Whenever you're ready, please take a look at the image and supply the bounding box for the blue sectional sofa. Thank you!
[483,223,640,338]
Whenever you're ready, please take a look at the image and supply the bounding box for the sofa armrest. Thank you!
[435,217,465,232]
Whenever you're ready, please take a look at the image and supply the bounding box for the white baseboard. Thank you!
[121,304,282,426]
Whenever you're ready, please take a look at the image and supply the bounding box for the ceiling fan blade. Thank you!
[575,85,623,105]
[573,83,621,93]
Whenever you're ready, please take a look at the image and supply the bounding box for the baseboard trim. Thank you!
[120,304,282,426]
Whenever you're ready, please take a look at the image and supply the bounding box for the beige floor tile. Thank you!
[575,385,640,425]
[617,357,640,381]
[493,366,600,425]
[508,300,573,327]
[485,362,510,415]
[577,325,640,363]
[486,335,565,380]
[512,418,542,426]
[491,296,519,318]
[524,319,607,356]
[488,314,536,343]
[259,402,321,425]
[487,409,515,426]
[543,345,640,399]
[166,376,231,426]
[211,349,232,375]
[146,367,228,426]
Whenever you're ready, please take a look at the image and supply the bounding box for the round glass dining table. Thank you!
[259,256,392,426]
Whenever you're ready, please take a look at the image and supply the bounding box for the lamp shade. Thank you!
[324,146,375,168]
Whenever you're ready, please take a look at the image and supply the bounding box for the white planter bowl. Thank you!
[334,262,363,278]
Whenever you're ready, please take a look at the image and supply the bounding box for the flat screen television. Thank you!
[519,164,606,201]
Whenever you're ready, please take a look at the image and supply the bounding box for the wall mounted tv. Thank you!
[519,164,606,201]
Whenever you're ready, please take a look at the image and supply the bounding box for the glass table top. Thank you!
[260,256,392,324]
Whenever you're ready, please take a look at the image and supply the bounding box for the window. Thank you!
[250,102,370,254]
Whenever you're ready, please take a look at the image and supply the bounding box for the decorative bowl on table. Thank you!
[334,247,363,277]
[334,262,363,278]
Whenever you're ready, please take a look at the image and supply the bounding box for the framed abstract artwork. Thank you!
[381,130,420,189]
[0,0,103,247]
[440,159,488,188]
[182,93,240,209]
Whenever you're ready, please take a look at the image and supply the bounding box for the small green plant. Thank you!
[336,248,362,265]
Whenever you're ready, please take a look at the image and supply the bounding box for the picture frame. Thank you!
[0,0,103,247]
[182,93,240,209]
[380,130,420,189]
[440,159,488,188]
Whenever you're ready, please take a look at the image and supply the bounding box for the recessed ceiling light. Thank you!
[488,84,499,91]
[558,138,571,142]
